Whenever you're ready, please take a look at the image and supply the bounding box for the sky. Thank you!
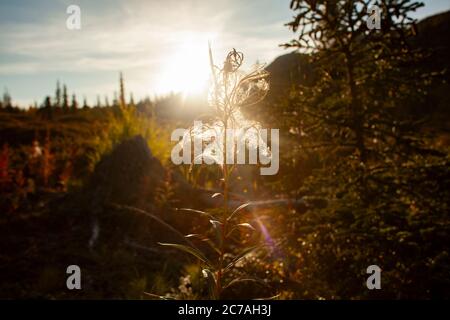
[0,0,449,107]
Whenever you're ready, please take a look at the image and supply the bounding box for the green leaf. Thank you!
[255,294,281,300]
[209,219,223,229]
[143,292,175,300]
[209,219,223,247]
[202,269,218,299]
[185,234,221,255]
[158,242,212,268]
[227,202,252,221]
[185,233,203,239]
[224,245,264,271]
[227,223,256,237]
[236,223,256,231]
[176,208,217,220]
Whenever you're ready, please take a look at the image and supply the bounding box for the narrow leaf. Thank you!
[185,234,221,254]
[236,223,256,231]
[143,292,175,300]
[227,202,252,221]
[185,234,203,239]
[255,294,281,300]
[202,269,218,299]
[226,223,256,237]
[224,245,263,271]
[176,208,216,220]
[209,219,223,247]
[158,242,212,268]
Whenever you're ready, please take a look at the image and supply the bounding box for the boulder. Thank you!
[87,135,165,210]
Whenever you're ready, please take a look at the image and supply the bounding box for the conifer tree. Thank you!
[276,0,450,298]
[104,95,110,108]
[82,97,88,109]
[42,96,53,119]
[3,88,12,108]
[129,92,135,108]
[43,96,52,109]
[62,84,69,110]
[71,94,78,111]
[119,72,126,108]
[55,80,61,108]
[112,91,119,108]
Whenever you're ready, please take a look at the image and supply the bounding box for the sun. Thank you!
[158,36,212,95]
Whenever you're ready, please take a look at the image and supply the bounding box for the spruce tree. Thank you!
[82,97,88,109]
[276,0,450,298]
[3,88,12,108]
[62,84,69,110]
[104,95,110,108]
[129,93,135,108]
[119,72,126,108]
[55,80,61,108]
[71,94,78,111]
[112,91,119,108]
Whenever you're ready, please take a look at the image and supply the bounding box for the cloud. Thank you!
[0,0,293,105]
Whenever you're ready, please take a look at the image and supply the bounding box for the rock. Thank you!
[87,135,165,210]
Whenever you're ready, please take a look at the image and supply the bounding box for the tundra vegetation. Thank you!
[0,0,449,299]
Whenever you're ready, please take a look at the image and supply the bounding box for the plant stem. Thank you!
[216,115,229,299]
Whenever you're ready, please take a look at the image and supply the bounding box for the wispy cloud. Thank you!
[2,0,447,106]
[0,1,295,105]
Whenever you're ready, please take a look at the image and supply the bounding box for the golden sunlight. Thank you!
[158,35,213,95]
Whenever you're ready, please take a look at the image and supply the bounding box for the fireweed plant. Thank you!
[159,48,274,299]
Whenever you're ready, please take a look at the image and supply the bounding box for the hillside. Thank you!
[265,10,450,126]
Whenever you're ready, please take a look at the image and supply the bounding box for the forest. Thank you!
[0,1,449,300]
